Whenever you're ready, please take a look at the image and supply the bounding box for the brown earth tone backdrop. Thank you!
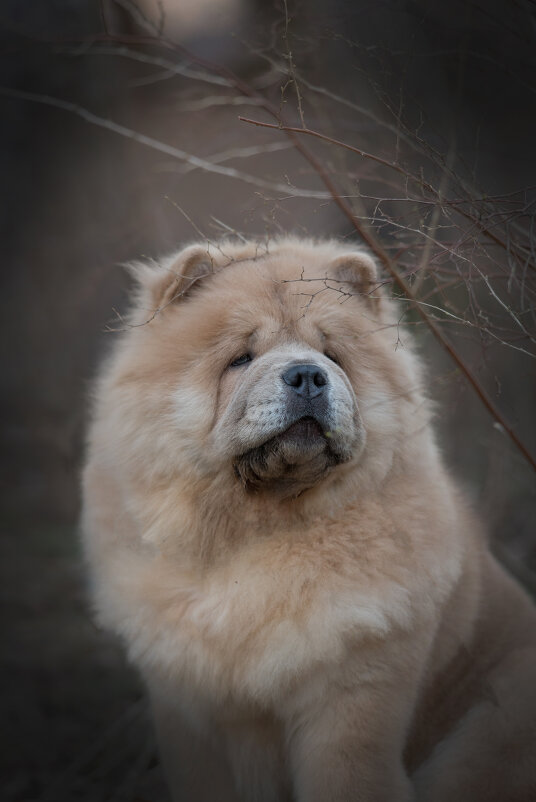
[2,1,535,800]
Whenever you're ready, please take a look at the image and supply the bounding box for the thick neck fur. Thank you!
[143,417,442,570]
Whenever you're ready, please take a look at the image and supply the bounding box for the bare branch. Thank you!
[281,0,306,127]
[0,86,331,199]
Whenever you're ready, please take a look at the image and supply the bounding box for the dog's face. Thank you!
[215,335,364,495]
[104,239,419,502]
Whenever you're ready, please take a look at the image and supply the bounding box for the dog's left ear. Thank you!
[155,245,216,308]
[127,244,218,314]
[328,251,379,302]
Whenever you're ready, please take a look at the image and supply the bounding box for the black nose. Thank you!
[282,363,328,399]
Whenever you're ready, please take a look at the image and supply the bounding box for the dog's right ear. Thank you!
[127,244,217,314]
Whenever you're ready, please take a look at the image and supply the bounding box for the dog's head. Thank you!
[97,238,424,502]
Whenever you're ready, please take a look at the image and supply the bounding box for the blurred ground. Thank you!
[1,1,535,800]
[2,518,169,801]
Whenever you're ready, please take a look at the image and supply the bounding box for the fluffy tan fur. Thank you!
[82,237,536,801]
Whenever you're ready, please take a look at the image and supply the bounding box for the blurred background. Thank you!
[2,1,535,799]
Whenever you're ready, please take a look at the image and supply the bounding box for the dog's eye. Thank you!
[230,353,252,368]
[324,352,340,366]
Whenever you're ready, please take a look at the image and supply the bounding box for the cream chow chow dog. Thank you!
[82,237,536,802]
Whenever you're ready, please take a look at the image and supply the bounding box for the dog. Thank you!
[82,237,536,801]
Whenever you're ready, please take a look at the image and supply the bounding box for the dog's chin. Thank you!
[233,417,344,497]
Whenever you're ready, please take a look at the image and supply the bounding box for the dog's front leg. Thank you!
[284,644,421,802]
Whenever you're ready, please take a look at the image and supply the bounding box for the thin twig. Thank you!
[281,0,306,127]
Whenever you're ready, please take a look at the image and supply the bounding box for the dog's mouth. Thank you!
[275,416,327,446]
[233,415,341,495]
